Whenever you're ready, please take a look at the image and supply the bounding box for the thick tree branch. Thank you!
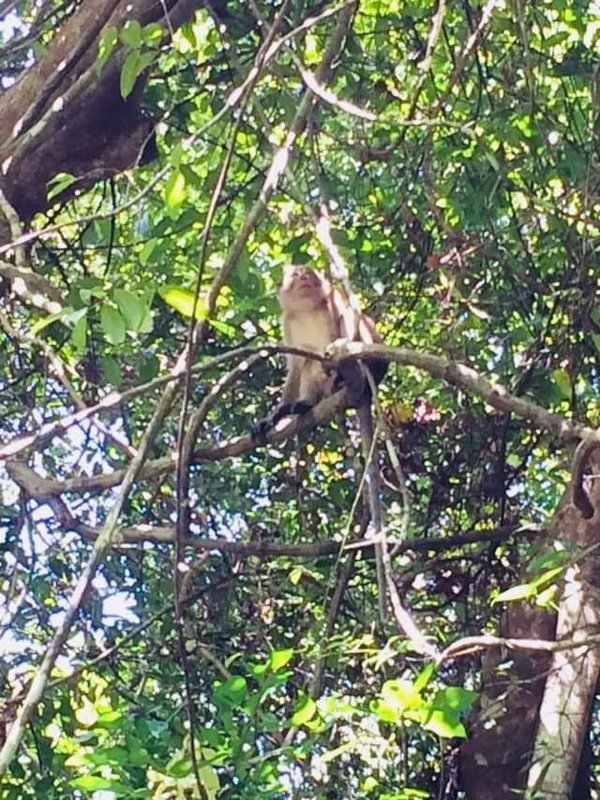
[327,341,585,442]
[5,341,593,501]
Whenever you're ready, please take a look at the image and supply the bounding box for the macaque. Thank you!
[251,264,389,618]
[252,265,387,440]
[253,264,389,619]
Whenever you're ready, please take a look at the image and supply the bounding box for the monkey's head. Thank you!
[278,266,330,312]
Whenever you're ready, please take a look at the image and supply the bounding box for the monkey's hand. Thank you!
[325,337,352,365]
[251,401,316,445]
[251,402,294,444]
[326,338,365,404]
[251,416,273,445]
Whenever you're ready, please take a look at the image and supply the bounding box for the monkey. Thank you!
[252,265,387,438]
[252,265,389,618]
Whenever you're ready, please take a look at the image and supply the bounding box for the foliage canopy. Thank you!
[1,0,599,797]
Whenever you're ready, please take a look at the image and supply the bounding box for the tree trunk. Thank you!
[460,455,600,799]
[0,0,226,242]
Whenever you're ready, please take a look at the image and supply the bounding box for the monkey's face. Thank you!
[278,266,329,312]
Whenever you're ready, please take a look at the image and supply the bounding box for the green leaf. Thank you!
[321,739,357,763]
[129,747,149,766]
[70,775,127,791]
[87,746,129,765]
[95,709,123,728]
[269,648,294,673]
[100,305,126,344]
[213,676,247,709]
[530,566,564,589]
[95,27,118,75]
[120,50,140,99]
[71,313,87,352]
[139,239,157,265]
[493,583,536,604]
[165,169,187,208]
[99,355,122,386]
[170,143,186,168]
[535,585,559,608]
[143,22,163,47]
[423,708,467,739]
[248,661,268,677]
[138,305,155,334]
[78,284,104,304]
[382,679,422,711]
[210,318,237,337]
[528,550,567,574]
[373,679,423,722]
[47,172,77,201]
[432,687,477,713]
[291,694,317,726]
[289,566,303,585]
[140,353,160,382]
[114,288,145,331]
[551,367,571,398]
[60,308,88,327]
[120,19,143,47]
[159,286,205,320]
[199,764,220,798]
[414,662,436,693]
[120,50,154,99]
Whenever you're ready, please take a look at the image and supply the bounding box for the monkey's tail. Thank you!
[357,400,387,622]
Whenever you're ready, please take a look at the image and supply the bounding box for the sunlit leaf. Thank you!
[493,583,537,604]
[95,27,118,75]
[159,286,205,319]
[269,648,294,673]
[291,694,317,726]
[289,566,303,585]
[70,775,126,791]
[165,169,187,208]
[47,172,77,201]
[74,701,98,727]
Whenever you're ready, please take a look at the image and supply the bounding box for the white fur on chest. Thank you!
[284,309,335,352]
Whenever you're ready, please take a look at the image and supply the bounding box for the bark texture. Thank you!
[0,0,226,242]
